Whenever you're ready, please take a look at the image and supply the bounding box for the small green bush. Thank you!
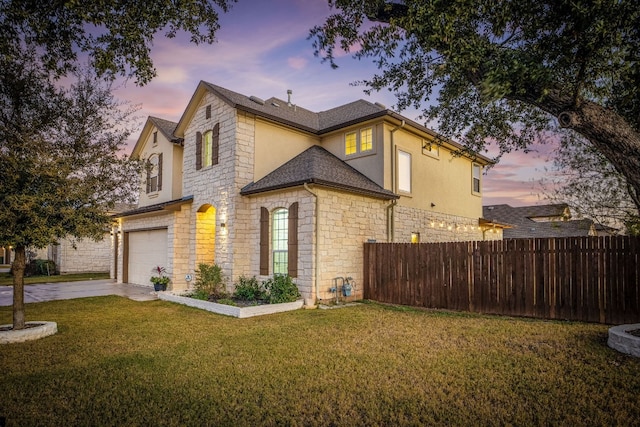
[193,263,227,299]
[263,274,300,304]
[233,275,267,302]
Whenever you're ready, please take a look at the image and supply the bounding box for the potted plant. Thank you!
[150,266,170,291]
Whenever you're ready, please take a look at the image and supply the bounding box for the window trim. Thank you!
[421,139,439,159]
[145,153,162,194]
[344,126,375,158]
[472,163,482,195]
[397,149,412,195]
[272,208,289,275]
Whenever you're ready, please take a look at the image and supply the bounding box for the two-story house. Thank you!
[113,81,496,305]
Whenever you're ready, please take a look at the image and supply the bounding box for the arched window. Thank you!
[145,153,162,193]
[272,208,288,275]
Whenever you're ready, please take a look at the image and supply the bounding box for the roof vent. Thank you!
[487,206,494,210]
[271,101,280,107]
[374,102,386,109]
[249,95,265,105]
[287,89,293,107]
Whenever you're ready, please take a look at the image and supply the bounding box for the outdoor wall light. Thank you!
[220,222,226,229]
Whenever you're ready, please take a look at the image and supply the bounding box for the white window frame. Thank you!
[397,149,412,194]
[472,163,482,195]
[148,154,160,193]
[272,208,288,275]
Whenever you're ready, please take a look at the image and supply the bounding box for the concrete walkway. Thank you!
[0,279,158,306]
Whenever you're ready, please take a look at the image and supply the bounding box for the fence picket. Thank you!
[363,236,640,324]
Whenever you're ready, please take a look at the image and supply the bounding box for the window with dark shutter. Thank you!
[288,202,298,278]
[157,153,163,191]
[196,131,202,170]
[206,105,211,119]
[145,159,151,193]
[260,207,269,275]
[212,123,219,165]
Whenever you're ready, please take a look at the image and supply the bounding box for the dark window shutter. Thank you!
[145,159,151,193]
[157,153,163,191]
[195,132,202,170]
[206,105,211,119]
[260,207,269,275]
[212,123,219,165]
[288,202,298,278]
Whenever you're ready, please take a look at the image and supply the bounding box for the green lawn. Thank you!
[1,298,638,426]
[0,272,110,286]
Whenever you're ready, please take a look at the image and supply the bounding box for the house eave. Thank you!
[241,179,399,201]
[114,196,194,218]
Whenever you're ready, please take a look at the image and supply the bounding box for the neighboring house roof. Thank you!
[482,204,595,238]
[115,196,194,218]
[173,81,494,165]
[148,116,180,143]
[241,145,399,200]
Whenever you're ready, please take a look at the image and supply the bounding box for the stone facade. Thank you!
[54,237,112,274]
[394,206,485,243]
[116,82,500,304]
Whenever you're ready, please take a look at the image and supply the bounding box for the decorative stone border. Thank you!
[0,321,58,344]
[607,323,640,357]
[158,292,304,318]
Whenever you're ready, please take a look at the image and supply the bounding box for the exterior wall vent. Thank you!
[374,102,386,109]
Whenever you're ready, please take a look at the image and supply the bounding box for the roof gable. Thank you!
[241,145,398,200]
[172,81,493,164]
[131,116,179,158]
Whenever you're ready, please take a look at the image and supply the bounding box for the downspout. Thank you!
[303,182,320,305]
[388,120,405,243]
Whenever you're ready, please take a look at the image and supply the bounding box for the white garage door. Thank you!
[127,229,168,286]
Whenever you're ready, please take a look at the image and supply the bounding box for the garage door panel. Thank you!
[127,229,167,286]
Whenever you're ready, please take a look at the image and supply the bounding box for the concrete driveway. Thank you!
[0,279,158,306]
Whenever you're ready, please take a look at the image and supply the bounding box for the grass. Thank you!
[0,272,109,286]
[1,299,639,426]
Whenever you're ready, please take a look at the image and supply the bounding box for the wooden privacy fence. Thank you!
[363,236,640,324]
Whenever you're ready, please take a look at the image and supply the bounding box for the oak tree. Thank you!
[0,0,235,329]
[310,0,640,214]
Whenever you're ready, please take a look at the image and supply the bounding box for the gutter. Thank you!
[388,120,405,242]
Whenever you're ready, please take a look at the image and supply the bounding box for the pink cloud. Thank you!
[287,56,308,70]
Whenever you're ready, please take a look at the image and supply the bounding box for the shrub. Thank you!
[263,274,300,304]
[193,263,227,299]
[25,259,57,276]
[233,275,267,302]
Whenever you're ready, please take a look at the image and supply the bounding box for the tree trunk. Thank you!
[12,245,26,330]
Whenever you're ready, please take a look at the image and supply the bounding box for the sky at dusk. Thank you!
[116,0,556,207]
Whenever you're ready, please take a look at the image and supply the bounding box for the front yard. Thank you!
[1,297,638,426]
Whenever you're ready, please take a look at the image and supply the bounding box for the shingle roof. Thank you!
[241,145,398,200]
[115,196,194,218]
[482,204,594,238]
[149,116,179,142]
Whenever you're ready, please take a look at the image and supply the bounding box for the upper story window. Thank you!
[397,150,412,194]
[206,104,212,119]
[344,127,374,157]
[472,163,481,194]
[152,131,158,146]
[145,153,163,194]
[195,123,220,170]
[422,140,439,158]
[203,130,213,168]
